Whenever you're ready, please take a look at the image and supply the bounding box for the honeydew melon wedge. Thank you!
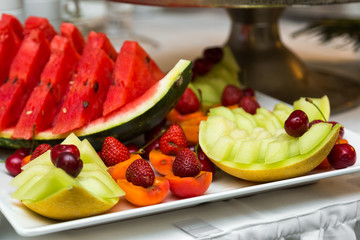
[10,133,124,220]
[199,96,340,182]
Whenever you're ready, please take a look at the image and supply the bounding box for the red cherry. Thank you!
[327,143,356,169]
[309,119,324,128]
[221,85,243,106]
[126,143,140,154]
[197,149,216,176]
[50,144,80,165]
[55,152,83,178]
[284,110,309,137]
[239,96,260,115]
[5,154,23,176]
[203,47,223,64]
[175,87,200,114]
[14,148,31,158]
[192,58,213,76]
[328,121,345,138]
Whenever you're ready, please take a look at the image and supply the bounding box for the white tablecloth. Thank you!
[2,5,360,240]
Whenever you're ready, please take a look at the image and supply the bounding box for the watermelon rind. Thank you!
[0,59,192,149]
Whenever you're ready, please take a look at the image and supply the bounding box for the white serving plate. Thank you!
[1,92,360,237]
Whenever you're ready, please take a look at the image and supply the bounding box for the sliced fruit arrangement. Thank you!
[0,14,192,149]
[198,96,356,182]
[9,133,124,220]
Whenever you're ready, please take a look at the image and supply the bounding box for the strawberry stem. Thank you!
[305,98,327,122]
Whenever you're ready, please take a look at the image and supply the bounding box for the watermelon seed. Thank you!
[4,78,8,83]
[12,77,18,84]
[145,55,150,64]
[26,111,32,115]
[94,82,99,93]
[84,80,88,86]
[83,101,89,108]
[62,108,67,113]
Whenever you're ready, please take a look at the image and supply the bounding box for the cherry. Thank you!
[175,87,200,114]
[242,87,255,97]
[327,143,356,169]
[328,121,345,138]
[197,148,216,176]
[284,110,309,137]
[192,58,213,76]
[50,144,80,165]
[203,47,223,64]
[239,96,260,115]
[5,154,23,177]
[55,152,83,178]
[309,119,324,128]
[14,148,31,158]
[221,85,243,106]
[126,143,140,154]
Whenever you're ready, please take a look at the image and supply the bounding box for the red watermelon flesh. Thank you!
[24,16,57,42]
[1,14,23,40]
[13,35,80,139]
[60,22,85,54]
[0,21,22,85]
[84,31,117,61]
[0,30,50,130]
[103,41,165,116]
[52,48,113,134]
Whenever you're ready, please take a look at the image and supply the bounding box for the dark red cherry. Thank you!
[309,119,324,128]
[203,47,223,64]
[328,121,345,138]
[14,148,31,158]
[327,143,356,169]
[55,152,83,178]
[192,58,213,76]
[197,148,216,176]
[221,85,243,106]
[284,110,309,137]
[5,154,23,177]
[126,143,140,154]
[50,144,80,165]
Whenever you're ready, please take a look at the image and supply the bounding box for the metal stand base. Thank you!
[227,8,360,113]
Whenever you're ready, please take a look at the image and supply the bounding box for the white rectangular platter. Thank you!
[1,92,360,237]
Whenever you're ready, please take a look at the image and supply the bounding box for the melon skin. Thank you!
[13,35,81,139]
[0,60,192,150]
[103,40,166,116]
[0,30,50,131]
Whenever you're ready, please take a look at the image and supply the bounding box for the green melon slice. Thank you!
[0,59,192,149]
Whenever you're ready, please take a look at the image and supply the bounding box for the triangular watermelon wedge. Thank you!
[102,41,165,116]
[1,14,23,40]
[84,31,118,61]
[13,36,80,139]
[0,30,50,130]
[24,16,57,42]
[0,21,22,85]
[60,22,85,54]
[52,48,114,134]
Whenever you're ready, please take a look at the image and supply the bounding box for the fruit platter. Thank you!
[1,13,360,237]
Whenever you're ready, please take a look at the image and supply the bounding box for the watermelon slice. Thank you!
[60,22,85,54]
[52,48,114,134]
[24,16,57,42]
[0,30,50,130]
[84,31,117,61]
[0,21,22,85]
[13,35,80,139]
[103,41,165,116]
[1,14,23,39]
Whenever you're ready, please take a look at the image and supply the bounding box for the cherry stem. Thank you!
[30,125,36,154]
[305,98,327,122]
[135,129,166,155]
[194,142,199,157]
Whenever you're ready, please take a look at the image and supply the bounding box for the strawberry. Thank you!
[221,85,243,106]
[30,144,52,160]
[172,148,201,178]
[159,124,188,155]
[174,87,200,114]
[239,96,260,115]
[101,136,130,167]
[126,158,155,188]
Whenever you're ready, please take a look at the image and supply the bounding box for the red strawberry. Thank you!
[239,96,260,115]
[172,148,201,178]
[159,124,188,155]
[30,144,52,160]
[126,158,155,188]
[175,87,200,114]
[221,85,243,106]
[101,136,130,167]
